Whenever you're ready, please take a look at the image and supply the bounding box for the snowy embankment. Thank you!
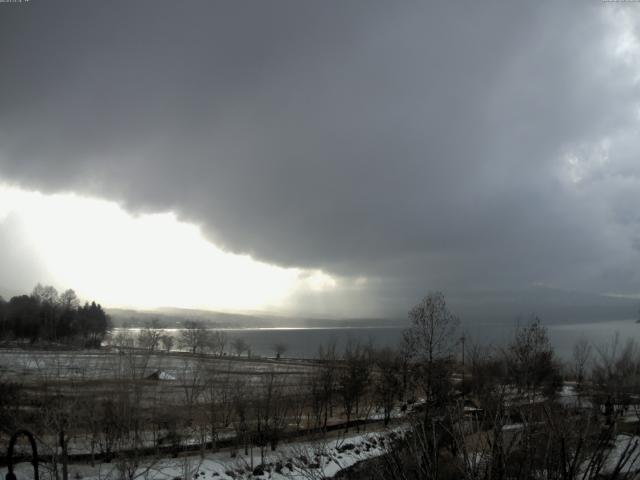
[580,434,640,477]
[2,427,406,480]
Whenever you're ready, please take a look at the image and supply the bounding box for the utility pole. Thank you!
[460,334,466,398]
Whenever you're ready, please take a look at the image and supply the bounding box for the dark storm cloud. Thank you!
[2,0,640,311]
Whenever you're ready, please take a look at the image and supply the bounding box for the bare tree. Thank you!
[404,292,459,412]
[179,320,209,354]
[572,335,592,392]
[313,341,338,431]
[202,362,234,452]
[338,340,371,432]
[467,342,505,398]
[160,334,174,352]
[505,317,561,402]
[32,284,59,342]
[374,347,401,426]
[32,283,59,304]
[137,319,162,351]
[231,379,250,457]
[232,337,249,357]
[58,289,79,310]
[112,329,135,350]
[592,334,640,419]
[253,369,289,464]
[210,330,227,356]
[289,381,309,433]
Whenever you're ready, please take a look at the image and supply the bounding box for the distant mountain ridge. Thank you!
[107,286,639,329]
[107,307,400,329]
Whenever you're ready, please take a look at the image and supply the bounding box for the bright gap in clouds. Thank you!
[0,184,338,311]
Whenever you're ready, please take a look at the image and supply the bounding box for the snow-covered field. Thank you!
[0,347,316,413]
[2,427,406,480]
[587,434,640,476]
[0,348,314,383]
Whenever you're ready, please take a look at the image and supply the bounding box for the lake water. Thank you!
[118,318,640,361]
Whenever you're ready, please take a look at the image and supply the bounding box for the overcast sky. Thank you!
[1,1,640,316]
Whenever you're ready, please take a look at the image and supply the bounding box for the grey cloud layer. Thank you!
[2,1,640,311]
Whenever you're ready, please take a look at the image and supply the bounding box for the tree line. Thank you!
[341,293,640,480]
[112,320,255,357]
[0,284,111,346]
[1,291,640,480]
